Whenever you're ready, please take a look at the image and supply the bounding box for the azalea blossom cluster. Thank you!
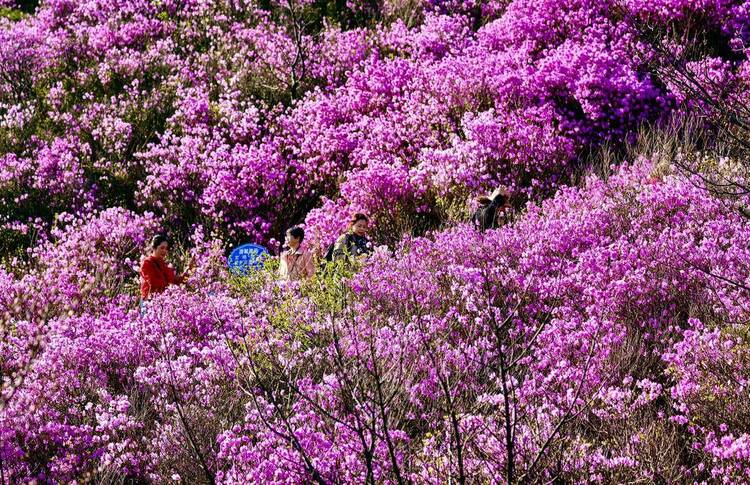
[1,0,749,248]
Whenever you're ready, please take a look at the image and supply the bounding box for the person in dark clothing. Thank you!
[472,186,512,232]
[332,213,373,262]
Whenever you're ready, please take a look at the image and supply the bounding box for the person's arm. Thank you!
[303,251,315,279]
[279,253,289,279]
[362,236,373,255]
[175,257,197,284]
[167,266,182,285]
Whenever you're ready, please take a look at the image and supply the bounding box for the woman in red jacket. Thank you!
[140,234,193,300]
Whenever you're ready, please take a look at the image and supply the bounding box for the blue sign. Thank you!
[228,243,270,275]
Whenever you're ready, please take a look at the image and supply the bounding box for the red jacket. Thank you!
[140,256,183,299]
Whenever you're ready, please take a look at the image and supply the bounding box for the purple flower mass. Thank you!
[2,0,750,482]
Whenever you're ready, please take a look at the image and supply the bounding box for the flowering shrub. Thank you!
[3,158,746,482]
[664,320,750,482]
[213,160,750,483]
[0,0,747,249]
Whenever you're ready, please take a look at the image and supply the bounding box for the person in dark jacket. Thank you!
[140,234,193,299]
[332,213,373,262]
[472,186,512,232]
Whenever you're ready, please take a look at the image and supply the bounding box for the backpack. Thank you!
[323,241,336,262]
[322,234,353,263]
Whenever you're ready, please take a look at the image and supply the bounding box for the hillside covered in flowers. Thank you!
[2,0,750,482]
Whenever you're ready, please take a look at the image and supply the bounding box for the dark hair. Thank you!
[150,234,169,250]
[287,226,305,242]
[350,213,369,227]
[493,193,509,206]
[476,193,508,207]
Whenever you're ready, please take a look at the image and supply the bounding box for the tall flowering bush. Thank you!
[5,159,744,482]
[1,0,748,250]
[221,159,750,483]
